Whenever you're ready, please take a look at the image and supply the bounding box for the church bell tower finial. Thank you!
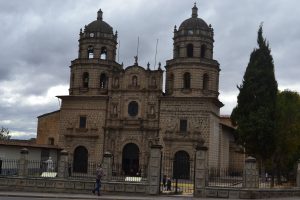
[97,9,103,20]
[192,3,198,18]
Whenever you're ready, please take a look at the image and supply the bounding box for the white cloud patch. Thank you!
[278,84,300,93]
[10,130,36,139]
[0,120,12,125]
[220,91,238,115]
[23,85,68,106]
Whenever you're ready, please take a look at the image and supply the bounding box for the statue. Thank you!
[134,56,138,65]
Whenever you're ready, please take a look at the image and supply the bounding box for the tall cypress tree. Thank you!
[231,25,278,161]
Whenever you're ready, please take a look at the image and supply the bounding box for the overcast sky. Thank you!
[0,0,299,139]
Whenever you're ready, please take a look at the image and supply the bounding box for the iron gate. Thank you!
[160,152,194,194]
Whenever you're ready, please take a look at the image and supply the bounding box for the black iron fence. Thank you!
[208,167,243,188]
[1,156,299,192]
[258,172,297,189]
[160,153,194,194]
[27,160,58,177]
[0,159,19,176]
[112,163,148,181]
[68,161,98,179]
[67,161,149,181]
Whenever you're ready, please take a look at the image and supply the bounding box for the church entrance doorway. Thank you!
[173,150,190,179]
[122,143,139,176]
[160,151,193,195]
[73,146,88,173]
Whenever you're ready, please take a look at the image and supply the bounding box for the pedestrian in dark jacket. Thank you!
[92,164,105,196]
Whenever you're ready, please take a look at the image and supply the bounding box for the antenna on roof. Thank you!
[136,36,140,62]
[154,39,159,69]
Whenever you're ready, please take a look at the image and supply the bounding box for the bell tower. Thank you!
[69,9,121,95]
[160,4,223,169]
[165,3,220,98]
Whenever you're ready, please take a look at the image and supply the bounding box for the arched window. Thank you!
[100,47,107,60]
[132,75,138,86]
[201,44,207,58]
[203,73,209,90]
[183,72,191,89]
[128,101,138,117]
[82,72,89,88]
[100,73,107,89]
[88,46,94,59]
[48,137,54,145]
[186,44,193,57]
[73,146,88,173]
[173,151,190,179]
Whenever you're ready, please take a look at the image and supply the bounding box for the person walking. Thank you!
[92,164,105,196]
[162,175,167,190]
[167,177,172,191]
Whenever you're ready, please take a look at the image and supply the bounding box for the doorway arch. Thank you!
[173,150,190,179]
[122,143,139,176]
[73,146,88,173]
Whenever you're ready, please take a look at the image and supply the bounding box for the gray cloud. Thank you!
[0,0,299,139]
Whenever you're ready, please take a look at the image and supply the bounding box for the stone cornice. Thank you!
[57,95,109,100]
[159,96,224,107]
[165,58,220,69]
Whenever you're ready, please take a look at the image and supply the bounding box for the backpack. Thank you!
[96,168,104,180]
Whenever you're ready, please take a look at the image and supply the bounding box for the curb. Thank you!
[0,191,194,200]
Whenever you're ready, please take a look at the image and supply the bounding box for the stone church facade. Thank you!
[36,4,240,175]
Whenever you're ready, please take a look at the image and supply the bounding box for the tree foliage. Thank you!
[273,90,300,179]
[231,25,278,161]
[0,126,11,140]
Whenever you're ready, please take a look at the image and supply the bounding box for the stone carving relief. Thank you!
[67,120,75,129]
[165,118,176,133]
[192,117,208,134]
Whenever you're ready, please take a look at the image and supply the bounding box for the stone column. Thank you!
[18,148,28,177]
[148,144,162,195]
[243,156,259,188]
[57,150,68,178]
[297,159,300,187]
[102,152,112,181]
[194,145,208,197]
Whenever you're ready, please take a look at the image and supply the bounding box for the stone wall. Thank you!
[58,96,107,162]
[36,111,60,145]
[165,64,219,98]
[159,98,210,158]
[204,188,300,199]
[0,177,148,194]
[208,113,220,168]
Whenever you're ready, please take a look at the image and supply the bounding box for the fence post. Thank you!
[18,148,28,177]
[297,159,300,187]
[148,144,162,195]
[102,152,112,181]
[194,145,208,197]
[243,156,259,188]
[57,149,68,178]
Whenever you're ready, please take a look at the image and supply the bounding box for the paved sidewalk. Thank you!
[0,191,196,200]
[0,191,300,200]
